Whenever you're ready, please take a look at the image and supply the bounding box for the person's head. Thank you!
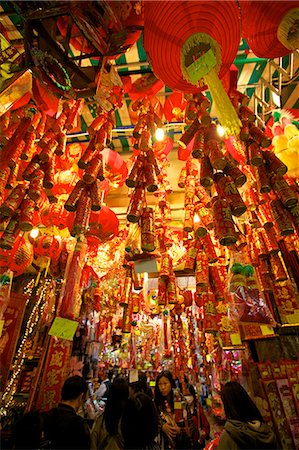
[154,370,175,408]
[221,381,263,422]
[122,392,159,449]
[129,372,153,399]
[61,375,88,411]
[104,375,129,436]
[107,369,114,381]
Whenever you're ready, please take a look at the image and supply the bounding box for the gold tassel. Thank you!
[277,8,299,51]
[203,68,241,136]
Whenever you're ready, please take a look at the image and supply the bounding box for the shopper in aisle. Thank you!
[154,370,195,449]
[186,383,210,449]
[217,381,278,450]
[129,371,153,398]
[122,391,160,449]
[42,375,91,449]
[91,375,129,449]
[94,369,114,403]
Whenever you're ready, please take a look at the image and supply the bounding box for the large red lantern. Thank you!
[33,234,62,260]
[87,206,119,242]
[143,1,241,93]
[41,203,70,230]
[240,1,298,58]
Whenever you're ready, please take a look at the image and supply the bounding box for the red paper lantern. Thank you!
[41,203,70,230]
[33,234,62,259]
[87,206,119,242]
[0,237,34,277]
[163,92,187,122]
[240,1,298,58]
[143,1,241,93]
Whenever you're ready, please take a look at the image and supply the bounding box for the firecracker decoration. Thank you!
[57,235,88,320]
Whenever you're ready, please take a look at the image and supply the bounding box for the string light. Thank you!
[2,278,52,408]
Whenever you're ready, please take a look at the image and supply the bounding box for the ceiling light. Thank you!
[155,127,164,141]
[29,228,39,239]
[216,124,225,137]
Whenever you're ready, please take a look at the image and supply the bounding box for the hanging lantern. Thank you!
[163,92,187,122]
[241,1,299,58]
[41,203,70,230]
[33,235,62,260]
[86,206,119,242]
[2,237,34,277]
[144,1,241,93]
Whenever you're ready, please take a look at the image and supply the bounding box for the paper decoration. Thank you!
[129,368,139,383]
[230,333,242,345]
[49,317,78,341]
[134,258,158,274]
[260,325,275,336]
[186,49,217,84]
[0,319,4,337]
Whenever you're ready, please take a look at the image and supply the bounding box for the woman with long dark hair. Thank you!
[154,370,194,449]
[91,376,129,449]
[122,391,160,449]
[217,381,278,449]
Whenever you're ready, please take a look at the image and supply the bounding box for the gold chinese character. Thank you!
[49,351,64,367]
[46,369,59,387]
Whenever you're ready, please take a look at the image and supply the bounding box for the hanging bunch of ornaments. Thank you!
[0,100,83,277]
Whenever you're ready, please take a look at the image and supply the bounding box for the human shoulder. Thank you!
[217,430,239,450]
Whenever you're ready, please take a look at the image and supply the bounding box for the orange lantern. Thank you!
[33,234,62,260]
[41,203,70,230]
[87,206,119,242]
[163,92,187,122]
[0,237,34,277]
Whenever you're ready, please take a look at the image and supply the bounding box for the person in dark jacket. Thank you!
[42,375,91,449]
[217,381,278,450]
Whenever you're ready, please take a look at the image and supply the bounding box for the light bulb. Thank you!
[193,213,200,224]
[155,127,164,141]
[216,124,225,137]
[30,228,39,239]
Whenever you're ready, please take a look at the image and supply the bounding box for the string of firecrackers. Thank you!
[1,278,52,408]
[177,91,299,296]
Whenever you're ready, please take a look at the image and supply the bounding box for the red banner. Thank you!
[36,336,72,411]
[0,293,27,391]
